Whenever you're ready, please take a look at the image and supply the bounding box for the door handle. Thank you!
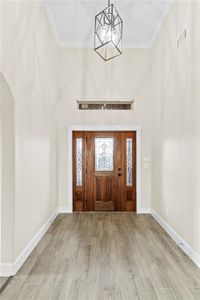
[118,173,122,176]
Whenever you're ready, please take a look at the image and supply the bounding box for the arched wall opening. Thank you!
[0,73,15,270]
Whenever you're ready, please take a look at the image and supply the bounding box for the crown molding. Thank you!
[150,0,173,47]
[43,0,172,50]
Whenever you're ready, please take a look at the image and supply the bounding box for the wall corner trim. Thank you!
[0,209,59,277]
[151,209,200,269]
[58,207,72,213]
[137,207,151,214]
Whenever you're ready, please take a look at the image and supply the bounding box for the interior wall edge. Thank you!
[137,207,151,214]
[58,207,72,214]
[151,209,200,269]
[0,208,58,277]
[150,0,200,260]
[0,73,15,264]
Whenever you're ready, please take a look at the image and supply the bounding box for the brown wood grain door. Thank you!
[73,131,136,212]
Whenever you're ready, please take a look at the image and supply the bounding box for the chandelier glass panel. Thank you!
[94,0,123,61]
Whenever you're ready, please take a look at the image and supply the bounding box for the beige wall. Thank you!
[151,1,200,255]
[0,74,15,264]
[56,48,153,210]
[0,1,59,261]
[0,0,199,266]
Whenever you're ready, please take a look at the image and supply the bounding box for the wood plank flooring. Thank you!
[0,277,10,293]
[1,213,200,300]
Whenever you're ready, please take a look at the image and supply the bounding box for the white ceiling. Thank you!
[44,0,172,48]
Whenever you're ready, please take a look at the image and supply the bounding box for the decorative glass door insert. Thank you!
[73,131,136,212]
[126,138,133,186]
[76,138,83,186]
[95,138,114,171]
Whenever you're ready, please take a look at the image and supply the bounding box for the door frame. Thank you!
[68,125,141,213]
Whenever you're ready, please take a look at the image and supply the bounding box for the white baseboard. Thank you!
[151,209,200,269]
[1,208,199,276]
[0,209,59,277]
[0,263,13,277]
[59,206,151,214]
[58,207,72,213]
[137,207,151,214]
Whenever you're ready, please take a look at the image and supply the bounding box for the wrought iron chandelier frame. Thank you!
[94,0,123,61]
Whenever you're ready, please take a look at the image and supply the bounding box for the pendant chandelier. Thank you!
[94,0,123,61]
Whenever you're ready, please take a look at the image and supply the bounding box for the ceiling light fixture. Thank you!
[94,0,123,61]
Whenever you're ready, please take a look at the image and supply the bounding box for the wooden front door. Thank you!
[73,131,136,212]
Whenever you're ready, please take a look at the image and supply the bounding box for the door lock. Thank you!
[118,167,122,176]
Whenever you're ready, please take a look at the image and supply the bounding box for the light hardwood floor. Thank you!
[1,213,200,300]
[0,277,10,292]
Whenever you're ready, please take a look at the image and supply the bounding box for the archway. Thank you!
[0,73,15,275]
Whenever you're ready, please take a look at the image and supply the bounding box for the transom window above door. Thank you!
[95,138,114,171]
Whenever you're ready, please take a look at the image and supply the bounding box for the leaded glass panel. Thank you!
[95,138,114,171]
[76,138,82,186]
[126,138,133,186]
